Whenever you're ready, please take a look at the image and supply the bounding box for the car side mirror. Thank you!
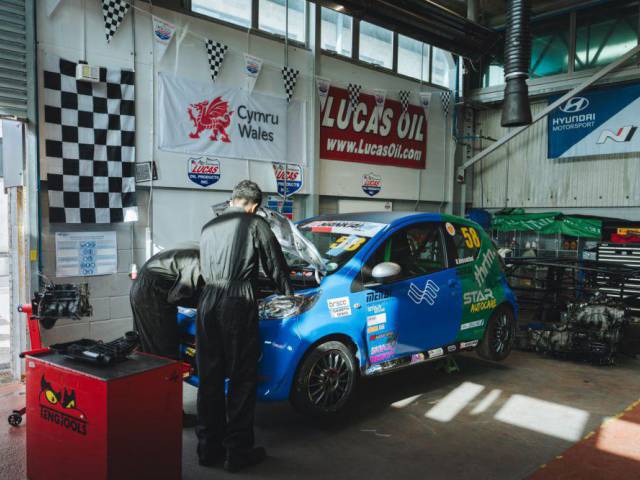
[365,262,402,288]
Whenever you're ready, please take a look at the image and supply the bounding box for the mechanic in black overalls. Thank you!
[197,180,292,472]
[129,247,203,425]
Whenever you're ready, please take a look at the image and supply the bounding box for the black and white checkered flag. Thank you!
[282,66,300,103]
[101,0,130,43]
[43,56,137,224]
[348,83,361,109]
[399,90,411,115]
[205,39,228,83]
[441,90,452,117]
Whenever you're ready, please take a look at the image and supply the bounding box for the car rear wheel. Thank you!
[291,341,357,417]
[477,306,515,361]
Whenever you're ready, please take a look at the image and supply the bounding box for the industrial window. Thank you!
[397,35,430,81]
[191,0,252,28]
[432,47,455,89]
[320,7,353,57]
[258,0,307,43]
[530,15,570,78]
[359,21,393,69]
[575,1,639,72]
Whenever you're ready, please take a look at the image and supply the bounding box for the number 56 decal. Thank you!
[460,227,481,248]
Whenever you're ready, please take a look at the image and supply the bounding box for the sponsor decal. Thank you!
[366,290,390,303]
[597,126,637,144]
[366,364,383,374]
[460,340,479,349]
[327,296,352,318]
[428,347,444,359]
[408,279,440,305]
[370,342,396,355]
[362,173,382,197]
[320,86,427,169]
[445,222,456,236]
[366,313,387,327]
[411,353,426,364]
[302,220,387,238]
[460,319,484,331]
[473,248,497,286]
[455,256,474,265]
[188,157,221,187]
[370,351,395,363]
[369,331,395,342]
[463,289,497,313]
[367,304,386,315]
[188,97,234,142]
[39,375,87,435]
[447,345,457,352]
[367,324,385,334]
[272,163,303,196]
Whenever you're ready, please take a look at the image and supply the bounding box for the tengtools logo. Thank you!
[362,173,382,197]
[188,157,221,187]
[188,96,234,142]
[39,375,88,435]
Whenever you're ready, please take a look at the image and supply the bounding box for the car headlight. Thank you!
[259,292,320,320]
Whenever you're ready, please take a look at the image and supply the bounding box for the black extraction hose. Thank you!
[501,0,532,127]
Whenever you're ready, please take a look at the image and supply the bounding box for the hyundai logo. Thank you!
[559,97,590,113]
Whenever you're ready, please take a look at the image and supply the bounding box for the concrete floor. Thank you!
[2,350,640,479]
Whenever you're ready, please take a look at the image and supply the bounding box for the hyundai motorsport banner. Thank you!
[548,82,640,159]
[320,86,426,169]
[158,73,305,164]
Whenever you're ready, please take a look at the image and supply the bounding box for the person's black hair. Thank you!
[231,180,263,207]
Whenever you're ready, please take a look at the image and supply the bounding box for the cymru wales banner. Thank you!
[320,86,426,169]
[158,73,306,164]
[548,82,640,159]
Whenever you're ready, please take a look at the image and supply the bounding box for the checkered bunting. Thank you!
[282,66,300,103]
[101,0,130,43]
[399,90,411,115]
[348,83,361,110]
[43,56,137,224]
[441,90,452,117]
[205,39,228,83]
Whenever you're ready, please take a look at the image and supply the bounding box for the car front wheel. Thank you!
[477,306,515,361]
[291,341,357,417]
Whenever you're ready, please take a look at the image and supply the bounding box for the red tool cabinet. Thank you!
[25,351,182,480]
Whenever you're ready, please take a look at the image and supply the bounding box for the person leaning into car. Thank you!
[196,180,293,473]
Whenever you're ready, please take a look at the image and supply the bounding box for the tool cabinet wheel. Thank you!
[8,413,22,427]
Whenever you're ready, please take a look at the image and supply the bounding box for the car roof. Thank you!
[303,211,443,227]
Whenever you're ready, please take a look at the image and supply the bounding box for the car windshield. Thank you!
[295,220,387,273]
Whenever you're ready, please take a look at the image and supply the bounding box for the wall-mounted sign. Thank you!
[320,86,426,169]
[272,163,303,197]
[362,173,382,196]
[158,73,305,164]
[188,157,221,187]
[55,231,117,277]
[548,82,640,159]
[267,195,293,220]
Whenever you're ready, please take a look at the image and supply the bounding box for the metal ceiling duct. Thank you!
[318,0,499,60]
[501,0,532,127]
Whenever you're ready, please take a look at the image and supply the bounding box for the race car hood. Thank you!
[211,201,326,275]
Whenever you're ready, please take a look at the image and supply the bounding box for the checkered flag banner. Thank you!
[399,90,411,115]
[101,0,130,43]
[282,66,300,103]
[43,56,137,223]
[348,83,361,109]
[441,90,452,117]
[205,39,228,83]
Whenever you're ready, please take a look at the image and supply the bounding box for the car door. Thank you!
[353,221,463,365]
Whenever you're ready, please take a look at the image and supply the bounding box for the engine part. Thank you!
[33,281,92,329]
[50,331,140,366]
[501,0,532,127]
[521,292,628,365]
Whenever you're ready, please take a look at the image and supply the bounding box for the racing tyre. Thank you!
[477,306,515,361]
[291,341,357,417]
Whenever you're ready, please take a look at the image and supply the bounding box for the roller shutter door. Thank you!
[0,0,27,119]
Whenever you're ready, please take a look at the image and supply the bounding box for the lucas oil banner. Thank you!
[548,82,640,159]
[320,86,426,169]
[158,73,305,164]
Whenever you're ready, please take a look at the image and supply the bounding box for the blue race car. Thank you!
[179,211,518,417]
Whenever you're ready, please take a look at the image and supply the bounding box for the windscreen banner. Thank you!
[158,73,306,164]
[320,86,426,169]
[548,82,640,159]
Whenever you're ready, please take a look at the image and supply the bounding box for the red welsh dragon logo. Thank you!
[188,96,234,142]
